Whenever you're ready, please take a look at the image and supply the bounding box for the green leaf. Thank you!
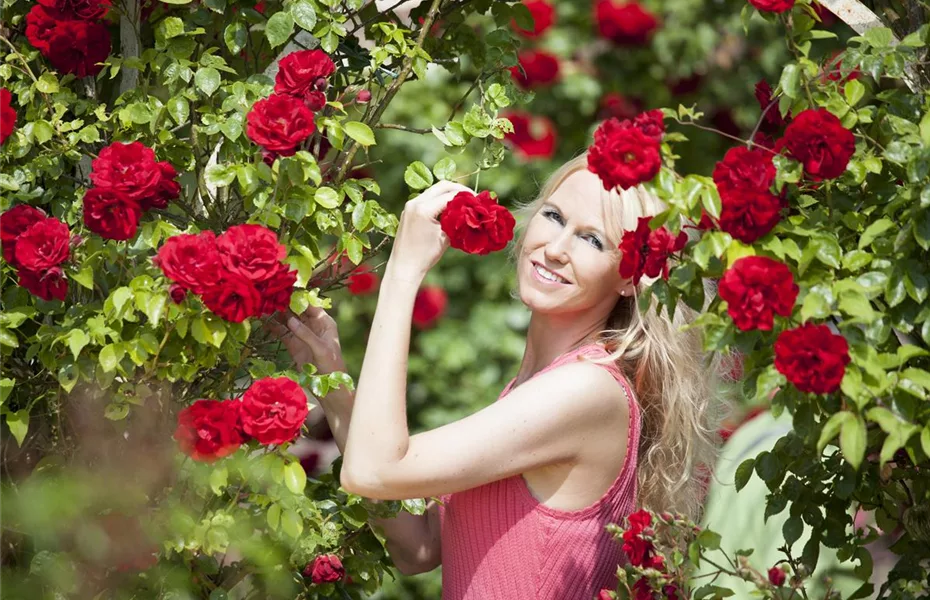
[98,343,124,373]
[859,218,894,249]
[0,379,13,406]
[266,12,295,48]
[158,16,185,40]
[844,79,865,106]
[281,509,303,538]
[734,457,755,491]
[818,411,852,452]
[167,96,190,126]
[35,73,59,94]
[921,426,930,458]
[404,161,433,190]
[68,329,90,361]
[266,503,281,530]
[697,530,721,550]
[159,0,193,4]
[284,461,307,495]
[205,164,237,187]
[779,64,802,99]
[210,465,228,495]
[783,515,804,546]
[104,403,129,420]
[290,0,317,30]
[864,27,893,48]
[344,121,375,147]
[6,410,29,447]
[224,21,248,55]
[314,186,341,209]
[433,157,456,181]
[195,67,221,97]
[840,415,867,470]
[342,233,364,265]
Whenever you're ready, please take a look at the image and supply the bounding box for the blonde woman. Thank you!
[274,154,720,599]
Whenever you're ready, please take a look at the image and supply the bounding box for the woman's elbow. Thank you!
[394,556,440,576]
[340,466,389,499]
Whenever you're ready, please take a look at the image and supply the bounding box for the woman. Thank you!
[274,154,720,599]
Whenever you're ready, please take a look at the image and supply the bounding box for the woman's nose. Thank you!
[544,229,572,264]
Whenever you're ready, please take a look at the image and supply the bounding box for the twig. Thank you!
[373,123,432,134]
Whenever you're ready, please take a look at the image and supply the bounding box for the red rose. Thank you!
[717,188,784,244]
[632,578,653,600]
[246,93,317,155]
[754,80,788,132]
[173,399,245,463]
[782,108,856,180]
[274,50,336,101]
[774,323,850,394]
[587,119,661,191]
[240,377,309,445]
[509,50,560,89]
[306,90,327,111]
[440,190,516,255]
[201,273,263,323]
[749,0,795,13]
[503,112,557,160]
[304,554,345,584]
[627,509,652,533]
[821,50,860,84]
[45,19,111,77]
[622,533,656,567]
[15,217,71,271]
[18,266,68,301]
[719,256,798,331]
[90,142,173,208]
[83,188,142,241]
[511,0,556,38]
[25,5,60,54]
[355,89,372,104]
[599,92,642,122]
[768,565,786,586]
[633,109,665,142]
[618,217,686,285]
[168,283,187,304]
[155,231,223,293]
[347,268,380,295]
[713,146,776,198]
[256,266,298,315]
[594,0,659,46]
[37,0,110,20]
[1,204,46,265]
[1,88,16,145]
[216,224,287,282]
[412,286,448,329]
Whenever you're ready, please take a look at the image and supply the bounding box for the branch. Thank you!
[118,0,141,96]
[373,123,431,134]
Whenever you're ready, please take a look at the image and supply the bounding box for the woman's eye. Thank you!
[585,235,604,250]
[544,209,563,224]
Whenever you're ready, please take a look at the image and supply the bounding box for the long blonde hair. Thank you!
[509,154,724,520]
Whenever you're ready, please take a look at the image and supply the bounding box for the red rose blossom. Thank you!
[749,0,795,13]
[597,590,613,600]
[25,5,60,54]
[719,256,798,331]
[15,217,71,271]
[717,188,784,243]
[1,89,16,145]
[18,266,69,301]
[200,272,263,323]
[173,399,245,463]
[82,187,142,241]
[632,578,653,600]
[511,0,556,38]
[256,266,298,315]
[246,93,317,155]
[37,0,110,19]
[587,118,661,191]
[440,190,516,255]
[774,323,850,394]
[503,112,557,160]
[821,50,861,83]
[754,80,788,132]
[413,286,448,329]
[274,50,336,101]
[598,92,642,122]
[509,50,561,89]
[145,161,182,211]
[813,1,837,26]
[304,554,345,584]
[216,224,288,282]
[782,108,856,180]
[1,205,46,265]
[768,565,786,586]
[168,283,187,304]
[347,268,380,295]
[594,0,659,46]
[713,146,776,198]
[240,377,309,445]
[618,217,686,285]
[89,142,178,209]
[155,231,224,294]
[45,19,112,77]
[632,109,665,142]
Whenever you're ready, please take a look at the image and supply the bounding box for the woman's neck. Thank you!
[513,314,605,387]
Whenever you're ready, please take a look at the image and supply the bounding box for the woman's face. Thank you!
[516,169,632,316]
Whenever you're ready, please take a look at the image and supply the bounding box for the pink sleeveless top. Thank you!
[438,343,641,600]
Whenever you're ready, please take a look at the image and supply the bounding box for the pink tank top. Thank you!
[438,343,641,600]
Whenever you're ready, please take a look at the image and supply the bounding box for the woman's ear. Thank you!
[615,279,635,298]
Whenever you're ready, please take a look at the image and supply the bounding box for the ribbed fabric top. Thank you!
[439,343,641,600]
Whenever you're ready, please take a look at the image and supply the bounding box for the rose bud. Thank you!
[306,91,327,111]
[169,283,187,304]
[356,89,372,104]
[768,565,786,586]
[313,76,329,92]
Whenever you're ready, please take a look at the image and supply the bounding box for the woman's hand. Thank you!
[387,180,475,280]
[266,306,347,375]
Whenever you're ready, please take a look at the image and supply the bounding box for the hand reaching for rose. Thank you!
[266,306,347,376]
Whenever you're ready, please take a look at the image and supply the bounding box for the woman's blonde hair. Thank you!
[509,153,724,521]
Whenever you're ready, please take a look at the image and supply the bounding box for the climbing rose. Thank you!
[1,89,15,144]
[15,217,71,271]
[713,146,776,198]
[200,273,263,323]
[240,377,309,445]
[503,112,557,160]
[24,5,61,54]
[719,256,798,331]
[509,50,561,89]
[1,205,46,265]
[155,231,224,294]
[18,267,68,301]
[216,224,288,282]
[749,0,795,13]
[82,187,143,241]
[587,118,661,191]
[412,286,448,329]
[511,0,556,38]
[821,50,860,83]
[782,108,856,180]
[717,188,784,244]
[274,49,336,101]
[246,93,317,155]
[89,142,179,209]
[594,0,659,46]
[618,217,686,285]
[768,566,786,586]
[256,266,298,315]
[304,554,345,584]
[774,323,850,394]
[440,190,516,255]
[347,268,379,295]
[754,79,789,132]
[44,19,112,77]
[173,399,245,463]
